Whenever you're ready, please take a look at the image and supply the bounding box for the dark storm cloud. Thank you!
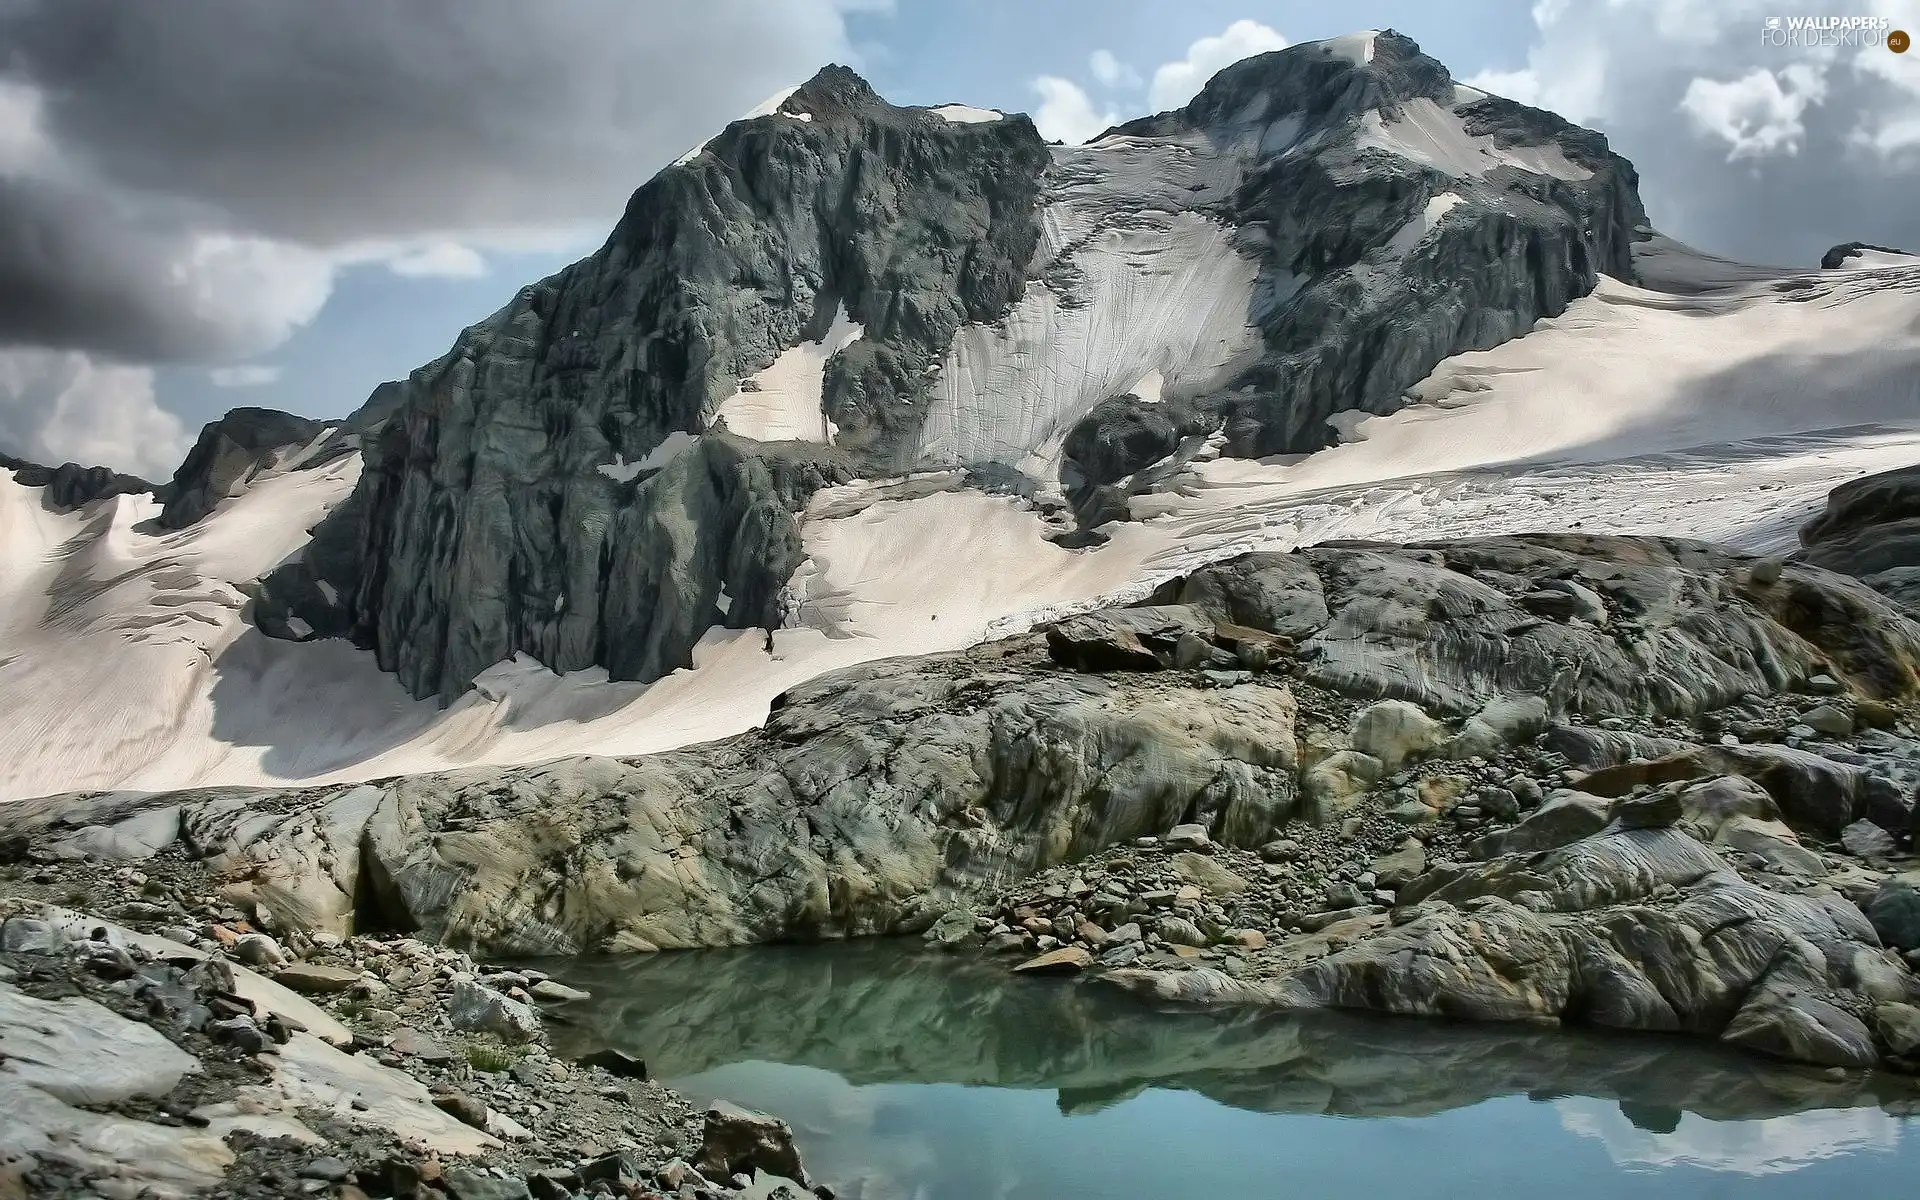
[0,0,861,359]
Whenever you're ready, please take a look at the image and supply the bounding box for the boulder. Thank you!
[1445,696,1550,761]
[449,975,543,1044]
[1371,840,1428,889]
[272,963,361,995]
[697,1101,809,1187]
[1302,751,1384,821]
[1349,701,1446,772]
[1866,873,1920,951]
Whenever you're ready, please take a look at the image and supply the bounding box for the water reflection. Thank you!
[541,941,1917,1200]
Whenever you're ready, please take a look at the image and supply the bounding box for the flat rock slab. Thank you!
[274,963,363,994]
[0,982,199,1105]
[1013,946,1093,974]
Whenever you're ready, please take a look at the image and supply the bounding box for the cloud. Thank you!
[1088,49,1140,90]
[1464,0,1920,264]
[1148,19,1290,112]
[209,365,282,388]
[384,242,488,280]
[1031,77,1117,145]
[0,348,190,478]
[0,0,865,367]
[1681,63,1827,160]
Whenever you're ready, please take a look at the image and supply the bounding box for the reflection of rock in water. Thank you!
[545,941,1918,1124]
[1620,1101,1683,1135]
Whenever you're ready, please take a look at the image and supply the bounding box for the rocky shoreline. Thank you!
[1,857,828,1200]
[947,683,1920,1073]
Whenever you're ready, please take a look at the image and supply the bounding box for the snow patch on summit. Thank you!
[929,104,1004,124]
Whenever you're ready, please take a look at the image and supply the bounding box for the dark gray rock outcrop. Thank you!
[1821,241,1912,269]
[262,65,1049,701]
[158,407,346,530]
[1082,30,1646,461]
[1798,461,1920,609]
[0,454,156,510]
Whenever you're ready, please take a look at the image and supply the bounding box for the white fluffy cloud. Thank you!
[384,242,488,280]
[1463,0,1920,263]
[1031,76,1118,145]
[1088,49,1140,90]
[1681,63,1828,160]
[1148,19,1290,112]
[0,349,190,479]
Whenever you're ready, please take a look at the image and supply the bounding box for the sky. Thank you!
[0,0,1916,479]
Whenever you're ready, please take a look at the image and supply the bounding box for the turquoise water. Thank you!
[545,942,1919,1200]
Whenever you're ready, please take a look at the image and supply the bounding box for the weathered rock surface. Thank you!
[11,534,1920,969]
[259,65,1050,701]
[1799,460,1920,610]
[0,452,156,510]
[251,31,1652,703]
[158,407,346,530]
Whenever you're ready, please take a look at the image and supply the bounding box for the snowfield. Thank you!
[2,244,1918,802]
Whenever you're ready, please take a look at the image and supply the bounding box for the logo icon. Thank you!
[1892,28,1912,52]
[1765,16,1782,29]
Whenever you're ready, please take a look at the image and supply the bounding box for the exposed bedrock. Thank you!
[158,407,348,530]
[1064,28,1647,476]
[0,453,156,510]
[259,66,1048,701]
[255,33,1655,701]
[1798,461,1920,610]
[13,534,1918,969]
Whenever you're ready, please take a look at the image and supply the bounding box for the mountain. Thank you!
[9,28,1920,1083]
[245,30,1647,703]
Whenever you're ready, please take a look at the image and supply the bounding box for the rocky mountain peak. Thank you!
[249,33,1651,705]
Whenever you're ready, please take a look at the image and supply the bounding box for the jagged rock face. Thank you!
[251,32,1655,702]
[157,407,345,530]
[268,66,1048,701]
[1822,241,1912,269]
[0,454,155,510]
[1062,29,1647,482]
[1797,461,1920,609]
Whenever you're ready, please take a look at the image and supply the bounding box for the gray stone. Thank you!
[698,1101,809,1188]
[1840,820,1898,859]
[1798,704,1853,737]
[1349,701,1446,772]
[232,932,290,971]
[1164,824,1214,852]
[443,1167,533,1200]
[1874,1001,1920,1056]
[0,916,67,954]
[1154,917,1209,948]
[1867,873,1920,951]
[528,979,592,1004]
[391,1027,455,1062]
[273,963,361,994]
[449,975,543,1043]
[299,1157,353,1183]
[1371,840,1428,889]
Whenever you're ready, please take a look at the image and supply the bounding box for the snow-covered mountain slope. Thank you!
[4,236,1919,802]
